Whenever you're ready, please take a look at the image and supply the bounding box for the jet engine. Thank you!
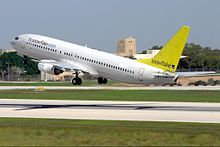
[38,63,64,75]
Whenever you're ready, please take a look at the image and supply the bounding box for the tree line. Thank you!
[179,43,220,71]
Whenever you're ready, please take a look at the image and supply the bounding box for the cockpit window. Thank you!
[15,37,19,40]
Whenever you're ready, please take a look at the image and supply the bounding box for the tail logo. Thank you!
[151,59,174,69]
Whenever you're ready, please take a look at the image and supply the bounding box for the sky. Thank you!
[0,0,219,52]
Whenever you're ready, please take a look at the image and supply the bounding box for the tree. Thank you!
[0,52,40,76]
[0,69,7,80]
[10,66,23,80]
[181,43,220,70]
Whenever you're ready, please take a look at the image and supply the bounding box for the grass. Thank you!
[0,118,220,146]
[0,89,219,102]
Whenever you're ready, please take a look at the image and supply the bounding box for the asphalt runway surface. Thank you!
[0,99,220,123]
[0,86,219,90]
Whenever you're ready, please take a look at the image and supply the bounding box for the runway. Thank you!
[0,86,219,90]
[0,99,220,123]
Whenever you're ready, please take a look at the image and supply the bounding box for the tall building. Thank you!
[117,36,136,57]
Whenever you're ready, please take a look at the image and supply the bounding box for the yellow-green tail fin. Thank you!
[137,26,190,73]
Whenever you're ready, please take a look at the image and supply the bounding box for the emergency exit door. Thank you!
[138,68,145,81]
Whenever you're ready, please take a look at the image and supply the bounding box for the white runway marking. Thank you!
[0,99,220,123]
[0,86,219,90]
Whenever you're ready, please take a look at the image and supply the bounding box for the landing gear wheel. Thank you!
[76,78,82,85]
[98,77,103,84]
[72,78,82,85]
[98,77,108,84]
[72,78,77,85]
[103,78,108,84]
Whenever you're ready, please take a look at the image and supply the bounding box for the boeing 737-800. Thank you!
[10,26,190,85]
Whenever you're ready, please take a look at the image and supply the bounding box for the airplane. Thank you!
[10,26,190,85]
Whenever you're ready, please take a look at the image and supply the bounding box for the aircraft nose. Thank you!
[10,36,20,46]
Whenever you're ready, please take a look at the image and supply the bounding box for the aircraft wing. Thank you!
[39,59,99,76]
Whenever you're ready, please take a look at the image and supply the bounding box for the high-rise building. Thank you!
[117,36,136,57]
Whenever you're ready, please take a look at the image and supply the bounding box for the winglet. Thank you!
[137,26,190,73]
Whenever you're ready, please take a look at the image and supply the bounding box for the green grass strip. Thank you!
[0,118,220,146]
[0,90,219,102]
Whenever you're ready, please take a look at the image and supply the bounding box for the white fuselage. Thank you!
[10,34,175,84]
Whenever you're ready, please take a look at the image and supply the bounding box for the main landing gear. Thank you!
[71,71,82,85]
[98,77,108,84]
[72,77,82,85]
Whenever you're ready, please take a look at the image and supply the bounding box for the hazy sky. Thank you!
[0,0,219,52]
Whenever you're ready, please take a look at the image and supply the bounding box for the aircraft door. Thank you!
[138,68,145,81]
